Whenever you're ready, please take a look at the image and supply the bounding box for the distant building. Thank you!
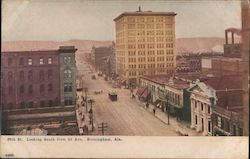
[114,7,177,85]
[1,46,77,110]
[91,43,116,77]
[176,53,222,73]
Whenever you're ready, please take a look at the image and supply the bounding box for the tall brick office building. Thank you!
[1,46,77,110]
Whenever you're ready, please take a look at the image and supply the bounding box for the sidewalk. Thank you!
[134,96,202,136]
[76,93,99,135]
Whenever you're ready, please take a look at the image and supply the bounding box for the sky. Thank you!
[2,0,242,41]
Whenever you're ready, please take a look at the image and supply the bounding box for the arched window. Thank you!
[64,69,72,78]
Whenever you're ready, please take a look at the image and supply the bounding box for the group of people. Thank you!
[94,90,103,94]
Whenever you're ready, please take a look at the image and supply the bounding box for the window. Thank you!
[40,101,45,107]
[208,106,211,114]
[39,70,45,81]
[39,57,44,65]
[225,121,230,132]
[195,115,198,125]
[19,58,24,65]
[29,85,33,94]
[28,102,33,108]
[64,97,73,106]
[8,71,13,81]
[48,57,52,64]
[217,117,222,128]
[28,58,32,65]
[8,86,13,96]
[8,58,13,66]
[64,69,72,78]
[233,125,236,135]
[40,84,45,93]
[20,102,26,109]
[48,69,53,79]
[28,70,33,80]
[20,85,24,94]
[208,121,211,133]
[201,103,204,111]
[64,83,72,92]
[64,57,72,63]
[48,83,53,92]
[20,71,24,81]
[48,100,53,107]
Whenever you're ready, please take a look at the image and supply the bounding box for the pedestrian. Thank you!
[153,107,156,115]
[146,103,149,108]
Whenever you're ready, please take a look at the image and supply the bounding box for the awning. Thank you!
[121,79,126,85]
[141,89,150,98]
[136,87,146,96]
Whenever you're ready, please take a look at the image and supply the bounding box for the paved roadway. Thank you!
[78,61,178,136]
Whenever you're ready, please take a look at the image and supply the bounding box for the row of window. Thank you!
[3,69,72,81]
[4,84,54,96]
[127,43,174,49]
[7,57,53,66]
[3,82,73,96]
[5,70,53,81]
[194,100,211,114]
[4,99,59,110]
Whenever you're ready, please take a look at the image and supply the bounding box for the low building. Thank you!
[212,90,243,136]
[138,74,193,121]
[189,75,242,136]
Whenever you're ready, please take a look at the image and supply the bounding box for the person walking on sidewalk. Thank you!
[153,107,156,115]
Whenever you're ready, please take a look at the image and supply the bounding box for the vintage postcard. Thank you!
[1,0,249,158]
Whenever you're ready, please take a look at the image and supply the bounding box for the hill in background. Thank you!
[2,37,238,55]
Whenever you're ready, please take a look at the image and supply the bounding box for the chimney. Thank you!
[139,6,141,12]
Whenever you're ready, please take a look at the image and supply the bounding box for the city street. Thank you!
[77,61,179,136]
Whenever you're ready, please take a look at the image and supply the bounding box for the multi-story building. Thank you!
[91,43,116,77]
[114,7,177,85]
[1,46,77,110]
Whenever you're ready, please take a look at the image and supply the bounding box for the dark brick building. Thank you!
[1,46,77,110]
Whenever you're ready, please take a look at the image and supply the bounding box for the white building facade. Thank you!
[190,82,217,136]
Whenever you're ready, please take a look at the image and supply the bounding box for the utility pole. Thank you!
[98,122,108,135]
[167,94,170,125]
[88,99,94,131]
[83,88,88,113]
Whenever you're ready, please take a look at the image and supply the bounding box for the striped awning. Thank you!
[136,87,146,96]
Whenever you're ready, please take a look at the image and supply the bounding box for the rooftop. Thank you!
[216,89,243,113]
[114,7,176,21]
[203,75,242,90]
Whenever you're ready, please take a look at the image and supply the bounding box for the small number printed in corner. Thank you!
[5,153,15,158]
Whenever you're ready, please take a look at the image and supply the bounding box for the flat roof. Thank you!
[114,11,177,21]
